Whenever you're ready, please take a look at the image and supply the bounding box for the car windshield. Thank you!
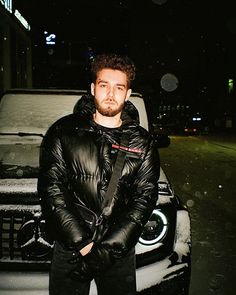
[0,93,82,134]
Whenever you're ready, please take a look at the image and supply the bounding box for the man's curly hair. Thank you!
[91,53,136,87]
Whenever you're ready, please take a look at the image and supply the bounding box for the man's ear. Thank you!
[91,83,95,96]
[125,89,132,101]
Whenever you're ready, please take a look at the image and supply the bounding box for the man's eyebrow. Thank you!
[97,79,108,84]
[116,83,126,88]
[97,79,126,88]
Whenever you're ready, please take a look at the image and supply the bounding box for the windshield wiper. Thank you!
[0,132,44,138]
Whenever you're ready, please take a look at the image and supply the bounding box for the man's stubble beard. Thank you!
[95,98,125,117]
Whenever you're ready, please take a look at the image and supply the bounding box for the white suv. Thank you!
[0,89,191,295]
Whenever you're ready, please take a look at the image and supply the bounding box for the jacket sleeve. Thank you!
[38,123,91,249]
[101,137,160,258]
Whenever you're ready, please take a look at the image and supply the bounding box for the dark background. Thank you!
[13,0,236,126]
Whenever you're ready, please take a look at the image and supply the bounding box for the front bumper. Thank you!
[0,257,190,295]
[0,261,190,295]
[0,209,191,295]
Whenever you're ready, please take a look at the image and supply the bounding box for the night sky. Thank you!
[13,0,236,120]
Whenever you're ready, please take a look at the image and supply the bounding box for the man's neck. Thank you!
[93,112,122,128]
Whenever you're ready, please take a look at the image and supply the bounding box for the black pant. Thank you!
[49,241,136,295]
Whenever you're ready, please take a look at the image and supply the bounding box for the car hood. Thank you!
[0,137,168,182]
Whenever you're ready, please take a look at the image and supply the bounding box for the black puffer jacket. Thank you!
[38,94,160,259]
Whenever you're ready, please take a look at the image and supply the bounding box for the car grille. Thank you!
[0,215,23,261]
[0,205,53,264]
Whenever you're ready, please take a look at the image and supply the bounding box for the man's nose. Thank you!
[108,87,114,99]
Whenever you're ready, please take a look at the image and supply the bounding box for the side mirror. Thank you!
[153,133,171,148]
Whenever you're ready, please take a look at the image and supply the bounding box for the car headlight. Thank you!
[139,209,168,245]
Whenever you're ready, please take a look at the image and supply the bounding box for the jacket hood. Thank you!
[73,94,140,126]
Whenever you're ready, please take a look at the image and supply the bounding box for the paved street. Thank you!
[159,134,236,295]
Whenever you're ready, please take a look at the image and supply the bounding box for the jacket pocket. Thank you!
[74,202,109,243]
[74,203,98,236]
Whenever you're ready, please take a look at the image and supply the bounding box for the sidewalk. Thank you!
[200,133,236,150]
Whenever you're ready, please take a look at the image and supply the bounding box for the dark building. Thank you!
[0,1,32,95]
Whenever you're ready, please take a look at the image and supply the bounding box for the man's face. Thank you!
[91,68,131,117]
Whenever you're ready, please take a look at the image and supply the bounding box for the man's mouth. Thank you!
[104,100,116,105]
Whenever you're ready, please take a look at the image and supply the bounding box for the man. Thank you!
[38,53,160,295]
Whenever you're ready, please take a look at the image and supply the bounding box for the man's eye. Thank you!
[100,84,107,88]
[117,87,125,91]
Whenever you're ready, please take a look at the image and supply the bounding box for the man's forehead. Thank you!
[96,68,128,85]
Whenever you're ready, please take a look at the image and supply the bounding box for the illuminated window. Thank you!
[1,0,12,13]
[14,9,30,31]
[228,78,233,93]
